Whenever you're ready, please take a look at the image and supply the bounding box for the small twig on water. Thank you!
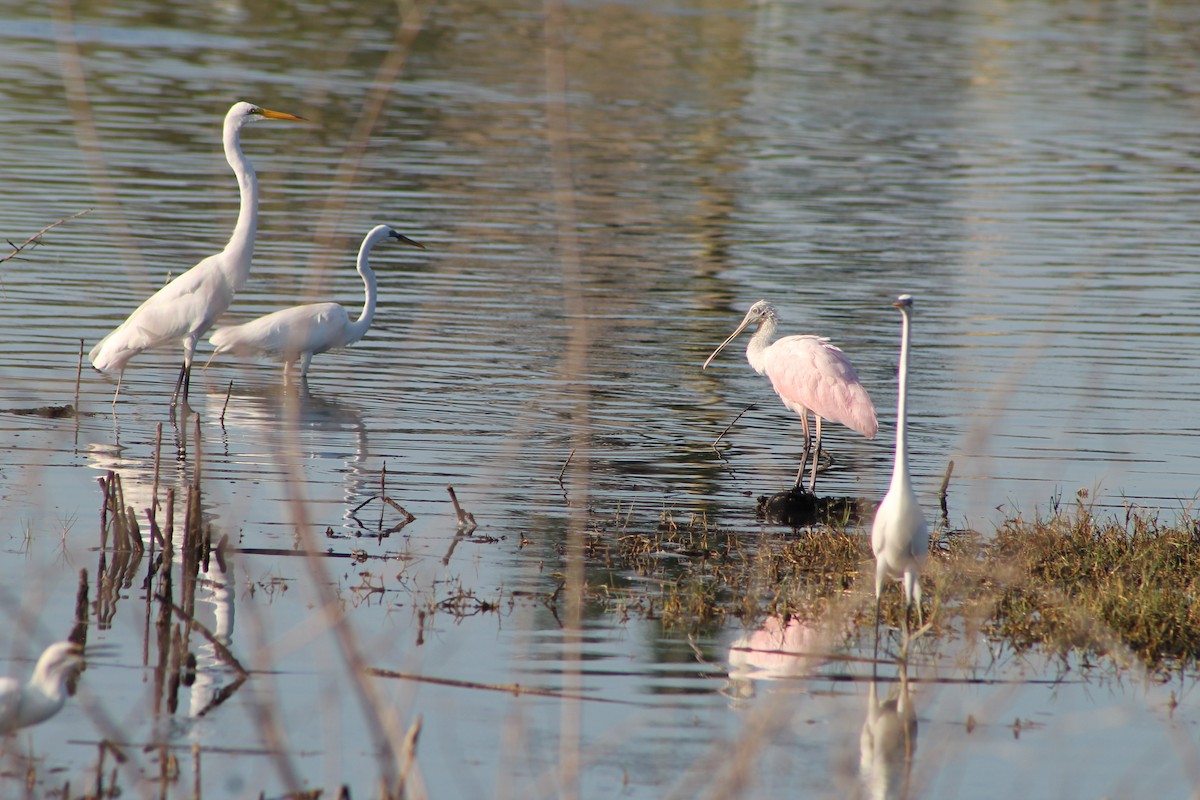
[557,447,576,483]
[383,497,415,522]
[347,463,415,531]
[219,380,233,425]
[446,485,477,530]
[368,667,633,704]
[152,423,163,512]
[713,403,757,451]
[380,462,388,530]
[168,602,247,676]
[73,338,83,413]
[0,209,92,265]
[939,459,955,525]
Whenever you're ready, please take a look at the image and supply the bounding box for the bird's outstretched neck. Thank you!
[890,305,913,491]
[347,236,379,345]
[744,314,777,376]
[222,113,259,286]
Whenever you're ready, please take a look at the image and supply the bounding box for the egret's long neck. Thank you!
[890,309,913,490]
[223,121,259,287]
[347,241,378,344]
[745,317,776,375]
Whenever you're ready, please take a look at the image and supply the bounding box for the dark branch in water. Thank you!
[939,460,955,527]
[1,209,92,265]
[447,485,477,531]
[712,403,757,453]
[168,603,247,677]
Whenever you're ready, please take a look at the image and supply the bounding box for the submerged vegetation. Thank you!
[584,494,1200,677]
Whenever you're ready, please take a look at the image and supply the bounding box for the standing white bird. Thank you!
[0,642,84,735]
[703,300,878,493]
[208,225,424,378]
[871,294,929,643]
[89,101,304,409]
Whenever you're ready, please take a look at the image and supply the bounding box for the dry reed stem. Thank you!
[0,209,92,265]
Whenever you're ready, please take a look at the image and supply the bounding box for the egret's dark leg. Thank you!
[170,363,187,409]
[181,363,192,410]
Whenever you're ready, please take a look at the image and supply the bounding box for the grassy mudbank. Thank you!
[588,498,1200,675]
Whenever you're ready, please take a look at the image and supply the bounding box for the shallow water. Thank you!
[2,0,1200,796]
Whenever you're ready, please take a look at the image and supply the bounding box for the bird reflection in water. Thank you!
[204,383,408,538]
[86,443,239,720]
[860,660,918,800]
[724,615,821,702]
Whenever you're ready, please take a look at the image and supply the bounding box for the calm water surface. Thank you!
[1,0,1199,797]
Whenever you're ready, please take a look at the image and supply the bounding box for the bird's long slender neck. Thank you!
[348,240,379,343]
[223,120,259,286]
[745,316,776,376]
[30,664,67,703]
[890,309,913,490]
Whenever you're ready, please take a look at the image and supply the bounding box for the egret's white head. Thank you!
[225,101,305,130]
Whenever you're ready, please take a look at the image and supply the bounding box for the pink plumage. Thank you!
[703,300,877,492]
[761,335,878,440]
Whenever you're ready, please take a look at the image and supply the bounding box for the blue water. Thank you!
[1,0,1199,796]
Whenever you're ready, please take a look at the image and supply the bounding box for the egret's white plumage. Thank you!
[89,101,303,407]
[208,225,423,377]
[0,642,84,735]
[703,300,878,492]
[872,294,929,632]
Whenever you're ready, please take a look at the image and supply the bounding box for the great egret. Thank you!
[0,642,84,735]
[89,101,304,409]
[703,300,878,493]
[208,225,424,378]
[871,294,929,645]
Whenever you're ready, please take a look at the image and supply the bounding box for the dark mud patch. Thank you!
[756,487,875,528]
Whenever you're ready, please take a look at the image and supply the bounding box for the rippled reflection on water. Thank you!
[2,0,1200,796]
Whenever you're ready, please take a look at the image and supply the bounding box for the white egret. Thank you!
[871,294,929,647]
[0,642,84,735]
[208,225,424,378]
[89,101,304,409]
[703,300,878,493]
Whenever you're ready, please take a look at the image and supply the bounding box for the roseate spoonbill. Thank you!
[0,642,83,734]
[89,101,304,409]
[208,225,424,378]
[872,294,929,646]
[703,300,878,492]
